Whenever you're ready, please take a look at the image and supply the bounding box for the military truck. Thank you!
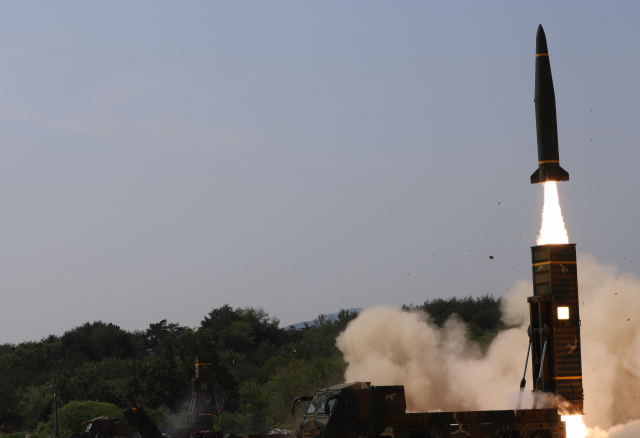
[69,417,136,438]
[291,382,566,438]
[70,403,170,438]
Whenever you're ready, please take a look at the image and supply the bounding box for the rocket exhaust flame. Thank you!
[537,181,569,245]
[562,415,589,438]
[334,23,640,438]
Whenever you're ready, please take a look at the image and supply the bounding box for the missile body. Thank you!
[531,25,569,184]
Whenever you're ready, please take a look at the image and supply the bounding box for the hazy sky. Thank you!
[2,2,639,343]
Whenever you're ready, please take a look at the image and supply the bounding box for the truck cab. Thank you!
[70,417,135,438]
[294,382,406,438]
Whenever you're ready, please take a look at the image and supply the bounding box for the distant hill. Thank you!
[287,308,363,329]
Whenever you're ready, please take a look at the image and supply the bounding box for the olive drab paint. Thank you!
[531,25,570,184]
[68,417,136,438]
[528,24,584,415]
[123,402,165,438]
[529,244,584,414]
[291,27,583,438]
[193,357,216,431]
[294,383,566,438]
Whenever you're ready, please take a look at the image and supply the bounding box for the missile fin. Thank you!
[531,169,540,184]
[558,166,569,181]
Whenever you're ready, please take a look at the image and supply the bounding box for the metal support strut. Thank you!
[532,339,548,409]
[516,339,532,410]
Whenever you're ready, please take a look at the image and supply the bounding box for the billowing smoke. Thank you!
[336,254,640,437]
[336,300,529,412]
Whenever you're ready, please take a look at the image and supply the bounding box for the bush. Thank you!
[145,406,170,429]
[0,435,47,438]
[165,401,191,429]
[37,400,122,437]
[219,411,247,435]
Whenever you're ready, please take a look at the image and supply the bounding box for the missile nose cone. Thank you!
[536,25,548,55]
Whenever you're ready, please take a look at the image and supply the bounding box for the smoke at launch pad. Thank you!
[336,240,640,437]
[336,122,632,438]
[334,24,635,438]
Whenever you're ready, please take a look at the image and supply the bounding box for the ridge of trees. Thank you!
[0,296,503,435]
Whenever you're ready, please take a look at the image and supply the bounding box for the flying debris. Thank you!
[531,25,569,184]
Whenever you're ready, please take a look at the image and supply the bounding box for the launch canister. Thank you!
[531,25,569,184]
[528,244,584,414]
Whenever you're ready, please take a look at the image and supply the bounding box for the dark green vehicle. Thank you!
[292,382,566,438]
[69,417,135,438]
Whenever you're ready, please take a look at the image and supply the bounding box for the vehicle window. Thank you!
[85,424,93,433]
[316,397,336,415]
[306,401,318,415]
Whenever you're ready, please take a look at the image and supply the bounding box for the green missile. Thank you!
[531,25,569,184]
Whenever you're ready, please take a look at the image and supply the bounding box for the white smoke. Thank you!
[336,253,640,437]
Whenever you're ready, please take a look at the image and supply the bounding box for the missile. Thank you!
[531,25,569,184]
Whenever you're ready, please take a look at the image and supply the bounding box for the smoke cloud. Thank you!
[335,253,640,437]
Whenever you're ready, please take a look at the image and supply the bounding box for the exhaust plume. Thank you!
[537,181,569,245]
[336,254,640,437]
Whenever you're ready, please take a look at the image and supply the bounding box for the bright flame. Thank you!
[537,181,569,245]
[562,415,589,438]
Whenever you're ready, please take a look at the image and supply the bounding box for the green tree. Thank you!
[405,295,503,339]
[200,305,292,362]
[261,357,346,430]
[37,400,122,437]
[289,309,359,359]
[56,360,130,408]
[60,322,145,362]
[127,335,187,410]
[145,320,184,350]
[16,384,54,430]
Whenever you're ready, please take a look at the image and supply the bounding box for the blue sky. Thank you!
[1,2,639,342]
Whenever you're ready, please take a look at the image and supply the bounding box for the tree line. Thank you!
[0,295,503,436]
